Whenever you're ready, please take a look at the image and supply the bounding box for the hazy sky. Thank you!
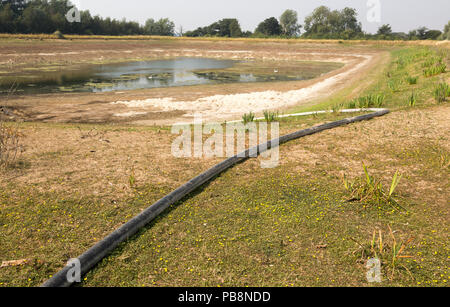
[74,0,450,34]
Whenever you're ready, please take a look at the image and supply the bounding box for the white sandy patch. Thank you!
[113,111,148,117]
[111,54,373,121]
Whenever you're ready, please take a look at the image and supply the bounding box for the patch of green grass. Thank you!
[292,46,449,114]
[388,79,402,93]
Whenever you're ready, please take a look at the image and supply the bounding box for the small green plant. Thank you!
[242,112,255,124]
[433,82,450,103]
[388,80,401,93]
[405,76,418,85]
[348,94,385,109]
[330,103,344,113]
[407,92,417,107]
[128,169,136,188]
[343,164,403,210]
[347,100,356,109]
[263,110,279,122]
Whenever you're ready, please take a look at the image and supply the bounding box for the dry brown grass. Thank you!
[0,121,23,168]
[1,33,449,47]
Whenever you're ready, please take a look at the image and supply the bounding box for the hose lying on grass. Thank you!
[42,108,389,287]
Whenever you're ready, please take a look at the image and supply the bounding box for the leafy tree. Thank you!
[441,21,450,40]
[255,17,281,36]
[21,5,53,33]
[377,24,392,36]
[415,26,428,39]
[304,6,332,36]
[155,18,175,36]
[423,29,442,40]
[1,0,26,13]
[280,9,301,37]
[185,18,242,37]
[303,6,362,39]
[0,3,15,32]
[408,26,442,40]
[0,0,160,35]
[144,18,157,35]
[228,19,242,37]
[340,7,362,33]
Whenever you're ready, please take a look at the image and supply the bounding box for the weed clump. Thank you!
[388,79,402,93]
[433,82,450,103]
[263,110,279,122]
[0,121,23,168]
[405,76,418,85]
[242,112,255,124]
[351,227,414,281]
[407,92,417,107]
[343,164,403,210]
[347,94,385,109]
[423,64,446,77]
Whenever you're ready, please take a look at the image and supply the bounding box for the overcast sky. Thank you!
[74,0,450,34]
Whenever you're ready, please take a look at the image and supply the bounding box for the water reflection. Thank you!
[0,57,326,95]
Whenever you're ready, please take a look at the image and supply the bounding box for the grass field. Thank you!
[0,38,448,287]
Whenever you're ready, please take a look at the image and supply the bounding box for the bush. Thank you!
[53,30,65,39]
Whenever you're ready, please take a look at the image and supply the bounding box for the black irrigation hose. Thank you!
[42,108,389,287]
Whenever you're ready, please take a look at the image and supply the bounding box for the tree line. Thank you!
[0,0,175,35]
[0,0,449,40]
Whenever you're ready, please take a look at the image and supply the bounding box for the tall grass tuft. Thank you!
[351,227,414,281]
[407,92,417,107]
[423,64,446,77]
[0,121,23,168]
[433,82,450,103]
[343,164,404,210]
[242,112,255,124]
[347,94,385,109]
[263,110,279,122]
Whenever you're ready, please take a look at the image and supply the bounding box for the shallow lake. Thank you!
[0,57,340,95]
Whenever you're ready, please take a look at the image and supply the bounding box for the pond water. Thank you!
[0,57,338,95]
